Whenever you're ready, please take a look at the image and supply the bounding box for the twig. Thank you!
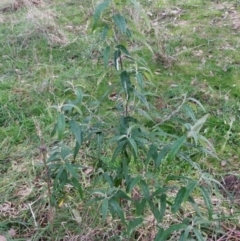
[217,224,240,241]
[28,203,38,228]
[174,44,205,57]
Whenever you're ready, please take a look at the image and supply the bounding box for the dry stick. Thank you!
[28,203,38,228]
[217,224,240,241]
[173,44,205,57]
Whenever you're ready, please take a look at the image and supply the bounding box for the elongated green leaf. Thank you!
[59,176,68,189]
[128,137,138,157]
[179,225,192,241]
[51,122,58,137]
[149,200,161,221]
[120,71,133,97]
[112,139,127,161]
[187,196,202,217]
[135,198,146,215]
[59,168,68,182]
[109,200,125,223]
[62,103,82,114]
[54,166,64,189]
[136,72,144,91]
[114,49,121,70]
[168,136,186,161]
[187,97,206,112]
[126,175,141,193]
[71,177,83,198]
[54,165,64,179]
[194,216,212,226]
[187,114,209,138]
[155,145,170,168]
[193,227,205,241]
[57,113,65,139]
[165,175,186,182]
[103,46,110,67]
[134,89,149,110]
[117,134,128,141]
[171,187,187,213]
[199,186,213,218]
[73,141,81,159]
[116,45,130,56]
[126,28,132,38]
[122,157,129,181]
[47,151,60,163]
[198,135,217,156]
[112,14,127,33]
[155,223,188,241]
[133,136,149,145]
[154,228,164,241]
[65,162,79,180]
[127,217,143,236]
[102,198,109,222]
[183,104,196,122]
[101,24,109,40]
[140,180,150,200]
[146,145,158,164]
[185,180,198,199]
[179,153,201,171]
[159,193,167,222]
[60,144,71,160]
[93,0,110,30]
[75,89,83,104]
[103,173,114,187]
[114,190,131,201]
[69,120,83,145]
[151,187,169,198]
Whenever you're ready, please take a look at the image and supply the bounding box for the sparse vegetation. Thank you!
[1,0,240,240]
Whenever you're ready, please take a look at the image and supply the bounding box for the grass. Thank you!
[1,0,240,240]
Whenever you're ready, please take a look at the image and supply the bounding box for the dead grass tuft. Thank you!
[1,0,69,46]
[0,0,42,12]
[23,3,69,46]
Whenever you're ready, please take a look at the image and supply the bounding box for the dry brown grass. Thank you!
[0,0,41,12]
[24,6,69,45]
[1,0,69,46]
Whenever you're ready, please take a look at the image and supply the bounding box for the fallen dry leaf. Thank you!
[221,160,227,167]
[0,235,7,241]
[8,228,16,237]
[83,167,93,175]
[193,50,203,57]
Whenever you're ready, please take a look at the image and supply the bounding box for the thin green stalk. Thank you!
[40,145,54,240]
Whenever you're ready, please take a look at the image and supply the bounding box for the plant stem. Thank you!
[40,145,54,239]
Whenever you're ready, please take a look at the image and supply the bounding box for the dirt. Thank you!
[220,175,240,203]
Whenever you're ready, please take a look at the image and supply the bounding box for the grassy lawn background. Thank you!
[0,0,240,240]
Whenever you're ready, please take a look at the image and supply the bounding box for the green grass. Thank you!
[1,0,240,240]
